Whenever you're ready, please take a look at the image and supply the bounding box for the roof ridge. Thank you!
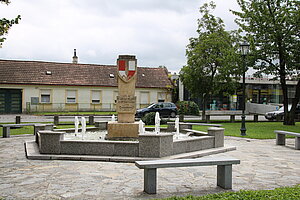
[0,59,116,67]
[0,59,164,69]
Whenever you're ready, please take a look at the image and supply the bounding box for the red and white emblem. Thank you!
[118,59,137,82]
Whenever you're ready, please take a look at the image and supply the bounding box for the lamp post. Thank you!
[239,41,250,136]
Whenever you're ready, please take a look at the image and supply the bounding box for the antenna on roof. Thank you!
[72,49,78,64]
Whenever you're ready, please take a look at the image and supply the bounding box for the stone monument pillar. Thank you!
[107,55,139,139]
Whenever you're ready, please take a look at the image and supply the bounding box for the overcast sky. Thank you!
[0,0,241,73]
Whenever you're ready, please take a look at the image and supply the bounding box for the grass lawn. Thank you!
[1,122,299,139]
[156,185,300,200]
[193,122,300,139]
[0,124,93,137]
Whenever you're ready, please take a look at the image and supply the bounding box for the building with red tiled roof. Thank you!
[0,59,173,113]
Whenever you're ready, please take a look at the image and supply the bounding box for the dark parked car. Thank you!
[136,102,178,118]
[265,105,300,120]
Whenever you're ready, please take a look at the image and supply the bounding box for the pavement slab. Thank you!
[0,135,299,199]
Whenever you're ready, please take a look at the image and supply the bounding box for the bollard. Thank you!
[15,115,21,124]
[230,115,235,123]
[54,115,59,125]
[205,115,210,123]
[179,114,184,122]
[254,114,258,122]
[89,115,94,125]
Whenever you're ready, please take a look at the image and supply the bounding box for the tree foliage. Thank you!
[232,0,300,125]
[180,1,241,116]
[0,0,21,47]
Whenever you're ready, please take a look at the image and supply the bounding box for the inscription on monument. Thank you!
[117,95,136,113]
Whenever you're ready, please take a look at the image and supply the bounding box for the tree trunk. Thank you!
[277,39,290,125]
[286,79,300,125]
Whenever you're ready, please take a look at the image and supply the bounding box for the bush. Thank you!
[141,112,167,125]
[177,101,199,115]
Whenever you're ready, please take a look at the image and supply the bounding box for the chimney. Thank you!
[72,49,78,64]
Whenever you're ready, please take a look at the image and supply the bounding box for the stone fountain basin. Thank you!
[37,127,224,158]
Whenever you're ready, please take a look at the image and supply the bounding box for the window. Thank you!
[40,89,51,103]
[140,92,150,105]
[158,92,166,102]
[91,90,101,104]
[66,90,76,103]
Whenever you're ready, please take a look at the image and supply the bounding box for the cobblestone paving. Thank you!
[0,135,299,199]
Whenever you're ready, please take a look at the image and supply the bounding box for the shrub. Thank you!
[177,101,199,115]
[141,112,167,125]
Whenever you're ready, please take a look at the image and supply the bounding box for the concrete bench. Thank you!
[205,114,259,123]
[167,122,222,132]
[135,157,240,194]
[181,128,208,136]
[1,123,53,138]
[275,130,300,150]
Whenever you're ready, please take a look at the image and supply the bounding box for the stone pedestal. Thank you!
[107,121,139,139]
[139,133,174,157]
[38,130,65,154]
[208,127,224,148]
[34,124,54,144]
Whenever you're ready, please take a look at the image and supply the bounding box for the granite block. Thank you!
[60,141,114,156]
[114,142,139,157]
[139,133,173,158]
[38,131,65,154]
[208,127,224,147]
[95,121,108,130]
[173,140,187,154]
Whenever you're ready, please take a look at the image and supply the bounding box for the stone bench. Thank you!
[205,114,259,123]
[0,123,53,138]
[135,157,240,194]
[94,121,108,130]
[181,128,208,136]
[167,122,222,132]
[275,130,300,150]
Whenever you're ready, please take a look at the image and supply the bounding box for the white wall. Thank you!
[0,85,172,112]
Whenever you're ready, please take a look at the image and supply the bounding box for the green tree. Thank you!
[180,1,241,118]
[232,0,300,125]
[0,0,21,47]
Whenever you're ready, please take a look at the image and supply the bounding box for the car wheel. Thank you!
[170,112,176,118]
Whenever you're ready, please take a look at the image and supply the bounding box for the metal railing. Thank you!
[25,102,149,113]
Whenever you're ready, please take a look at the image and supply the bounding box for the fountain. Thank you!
[138,120,145,135]
[81,117,86,140]
[174,116,180,139]
[28,55,230,162]
[154,112,161,134]
[74,116,79,136]
[111,114,116,122]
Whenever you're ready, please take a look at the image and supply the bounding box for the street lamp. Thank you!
[239,41,250,136]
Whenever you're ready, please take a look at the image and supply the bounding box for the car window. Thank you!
[164,103,171,108]
[147,104,155,108]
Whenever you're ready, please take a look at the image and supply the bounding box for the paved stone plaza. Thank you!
[0,135,299,199]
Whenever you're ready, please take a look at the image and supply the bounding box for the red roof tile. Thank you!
[0,60,172,89]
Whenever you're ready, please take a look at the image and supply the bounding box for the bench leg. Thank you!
[144,168,157,194]
[217,165,232,189]
[3,127,10,138]
[276,133,286,145]
[295,137,300,150]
